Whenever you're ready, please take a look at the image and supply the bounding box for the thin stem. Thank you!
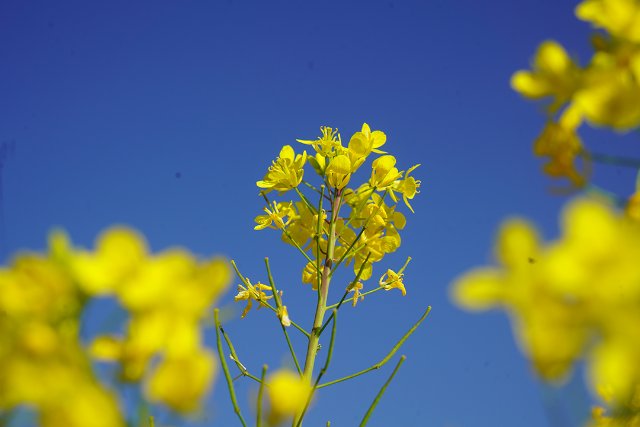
[319,253,372,335]
[214,309,248,427]
[315,186,326,291]
[325,287,383,310]
[295,186,318,215]
[221,327,262,383]
[318,306,431,388]
[148,416,155,427]
[296,310,338,427]
[231,260,311,337]
[297,188,343,425]
[359,356,407,427]
[265,257,302,375]
[587,152,640,169]
[257,365,268,427]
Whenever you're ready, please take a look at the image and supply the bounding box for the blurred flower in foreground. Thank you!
[266,370,312,425]
[0,226,232,424]
[451,198,640,422]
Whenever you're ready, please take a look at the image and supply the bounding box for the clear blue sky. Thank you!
[1,1,636,426]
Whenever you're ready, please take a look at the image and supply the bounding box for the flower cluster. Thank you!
[511,0,640,187]
[0,227,232,425]
[451,198,640,424]
[254,123,420,293]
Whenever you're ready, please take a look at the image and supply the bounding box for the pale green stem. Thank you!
[325,287,384,310]
[318,306,431,388]
[296,189,342,425]
[295,186,318,214]
[257,365,268,427]
[315,186,326,291]
[264,257,302,375]
[359,356,407,427]
[148,416,155,427]
[231,260,310,338]
[214,309,248,427]
[296,310,338,427]
[319,253,371,335]
[221,327,262,383]
[586,152,640,169]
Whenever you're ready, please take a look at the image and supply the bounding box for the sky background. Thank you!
[1,1,638,426]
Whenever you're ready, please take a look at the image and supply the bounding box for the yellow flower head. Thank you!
[379,269,407,296]
[297,126,342,156]
[255,202,296,230]
[325,154,352,189]
[347,123,387,172]
[370,155,402,189]
[390,164,421,213]
[257,145,307,193]
[234,280,273,318]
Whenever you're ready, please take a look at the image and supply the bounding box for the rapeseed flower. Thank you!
[257,145,307,193]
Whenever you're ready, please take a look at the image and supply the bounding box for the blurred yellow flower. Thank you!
[576,0,640,43]
[266,370,312,422]
[511,40,581,110]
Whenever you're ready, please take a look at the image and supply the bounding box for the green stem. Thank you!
[297,189,342,425]
[221,327,262,383]
[257,365,268,427]
[296,310,338,427]
[148,416,155,427]
[325,287,384,310]
[265,257,302,375]
[318,306,431,388]
[214,309,248,427]
[359,356,407,426]
[319,253,371,335]
[295,186,318,215]
[231,260,311,338]
[587,152,640,169]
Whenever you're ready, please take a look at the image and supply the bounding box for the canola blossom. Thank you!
[222,122,429,426]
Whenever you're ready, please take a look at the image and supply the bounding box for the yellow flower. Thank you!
[297,126,342,156]
[266,370,312,422]
[255,202,295,230]
[325,154,352,189]
[301,260,320,290]
[379,269,407,296]
[234,280,273,318]
[277,305,291,327]
[257,145,307,193]
[389,164,421,213]
[347,281,364,307]
[347,123,387,172]
[511,40,581,110]
[370,155,402,189]
[576,0,640,43]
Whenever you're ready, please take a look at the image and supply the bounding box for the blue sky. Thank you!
[1,1,636,426]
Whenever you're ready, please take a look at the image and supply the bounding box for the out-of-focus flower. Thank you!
[576,0,640,43]
[266,370,312,423]
[511,40,581,110]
